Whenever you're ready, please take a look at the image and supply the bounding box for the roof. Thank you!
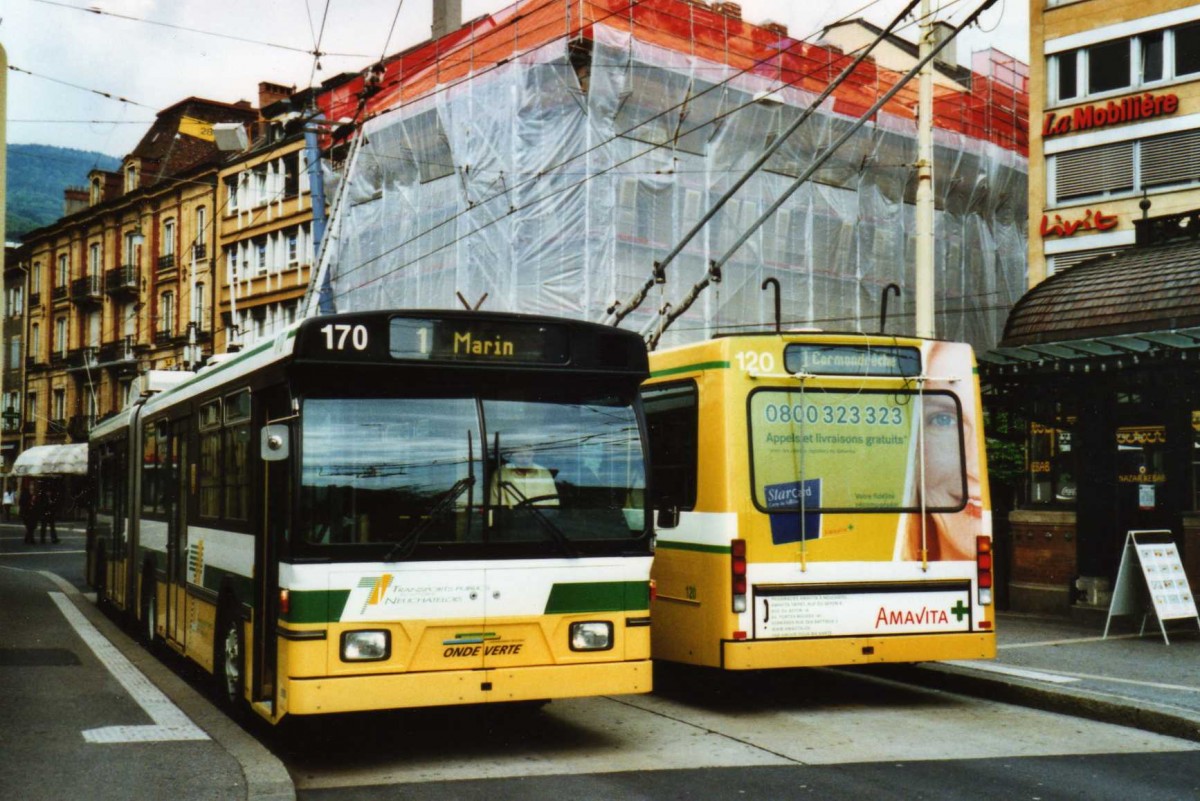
[316,0,1028,156]
[1001,239,1200,346]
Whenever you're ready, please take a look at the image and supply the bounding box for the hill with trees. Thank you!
[6,144,121,242]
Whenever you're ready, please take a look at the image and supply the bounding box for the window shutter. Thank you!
[1055,141,1133,201]
[1141,129,1200,188]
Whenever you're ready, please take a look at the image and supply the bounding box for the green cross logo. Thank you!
[950,600,969,622]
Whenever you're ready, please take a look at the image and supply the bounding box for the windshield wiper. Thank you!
[496,480,577,557]
[384,431,475,561]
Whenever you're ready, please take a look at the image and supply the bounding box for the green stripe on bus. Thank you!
[656,540,731,555]
[543,581,649,613]
[285,589,350,624]
[650,360,730,378]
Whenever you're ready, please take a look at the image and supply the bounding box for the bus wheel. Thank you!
[216,614,246,713]
[94,550,108,610]
[141,579,158,647]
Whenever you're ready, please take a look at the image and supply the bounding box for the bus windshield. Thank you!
[298,394,647,555]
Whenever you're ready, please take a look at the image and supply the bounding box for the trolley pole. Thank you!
[915,0,936,339]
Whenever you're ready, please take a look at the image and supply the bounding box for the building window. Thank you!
[55,317,68,357]
[287,230,299,264]
[124,231,138,267]
[162,219,176,256]
[283,152,300,197]
[1087,40,1131,95]
[30,323,40,360]
[1175,22,1200,77]
[7,335,21,369]
[1052,128,1200,203]
[194,282,205,327]
[1052,22,1200,104]
[254,166,268,206]
[125,163,138,192]
[5,285,23,317]
[256,238,267,275]
[26,393,37,427]
[56,254,69,287]
[31,262,42,291]
[52,388,66,423]
[195,206,207,246]
[89,243,101,276]
[160,291,175,335]
[226,177,239,213]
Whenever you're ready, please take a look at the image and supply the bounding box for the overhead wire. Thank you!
[28,0,369,58]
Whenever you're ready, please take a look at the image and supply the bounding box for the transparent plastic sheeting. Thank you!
[321,25,1027,352]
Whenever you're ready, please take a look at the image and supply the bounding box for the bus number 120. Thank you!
[320,323,369,351]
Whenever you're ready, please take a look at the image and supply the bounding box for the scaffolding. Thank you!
[315,0,1029,352]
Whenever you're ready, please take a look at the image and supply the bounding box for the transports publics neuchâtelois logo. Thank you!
[1042,92,1178,138]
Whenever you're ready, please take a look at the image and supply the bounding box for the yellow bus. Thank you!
[641,332,995,669]
[88,310,653,724]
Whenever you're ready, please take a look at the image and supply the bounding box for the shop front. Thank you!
[983,211,1200,614]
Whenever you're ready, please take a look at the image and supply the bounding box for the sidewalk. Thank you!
[894,611,1200,743]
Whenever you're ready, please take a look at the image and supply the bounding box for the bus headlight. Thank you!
[341,630,390,661]
[569,621,613,651]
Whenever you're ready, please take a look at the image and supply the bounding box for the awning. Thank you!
[12,444,89,476]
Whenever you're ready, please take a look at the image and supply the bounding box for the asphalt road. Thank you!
[3,528,1197,801]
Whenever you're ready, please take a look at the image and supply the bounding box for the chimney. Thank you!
[762,21,788,38]
[63,187,89,216]
[432,0,462,38]
[258,81,296,113]
[712,2,742,19]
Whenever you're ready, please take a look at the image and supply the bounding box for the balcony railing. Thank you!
[51,285,68,302]
[22,421,36,434]
[105,264,139,297]
[98,336,137,364]
[70,274,104,305]
[193,243,208,261]
[154,329,173,347]
[157,253,176,271]
[28,292,40,307]
[48,418,68,437]
[66,346,99,370]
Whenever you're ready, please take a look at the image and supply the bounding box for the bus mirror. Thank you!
[261,424,290,461]
[656,505,679,529]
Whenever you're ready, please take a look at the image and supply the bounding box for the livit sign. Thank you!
[1042,92,1179,138]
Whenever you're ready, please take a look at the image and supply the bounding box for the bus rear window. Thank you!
[748,389,966,513]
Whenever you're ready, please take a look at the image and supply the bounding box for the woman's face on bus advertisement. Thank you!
[921,393,965,508]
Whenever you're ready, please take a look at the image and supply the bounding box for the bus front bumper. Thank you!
[282,659,652,715]
[721,631,996,670]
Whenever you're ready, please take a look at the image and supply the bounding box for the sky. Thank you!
[2,0,1030,159]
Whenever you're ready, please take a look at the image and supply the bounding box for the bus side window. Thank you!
[641,381,699,521]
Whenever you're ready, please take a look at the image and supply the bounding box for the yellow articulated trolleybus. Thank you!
[641,332,995,670]
[87,310,654,724]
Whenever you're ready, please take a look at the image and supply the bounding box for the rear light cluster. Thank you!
[731,538,747,613]
[976,535,993,606]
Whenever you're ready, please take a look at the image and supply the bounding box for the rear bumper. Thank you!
[283,659,652,715]
[722,631,996,670]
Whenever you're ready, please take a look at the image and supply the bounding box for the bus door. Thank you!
[254,390,292,706]
[165,417,190,647]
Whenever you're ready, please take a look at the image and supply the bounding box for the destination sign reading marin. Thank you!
[390,317,570,364]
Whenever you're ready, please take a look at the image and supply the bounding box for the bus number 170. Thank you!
[319,323,369,351]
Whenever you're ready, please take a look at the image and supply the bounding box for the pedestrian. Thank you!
[19,480,38,545]
[38,479,59,544]
[2,486,13,522]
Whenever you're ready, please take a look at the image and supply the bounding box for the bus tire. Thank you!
[140,576,158,647]
[216,610,247,715]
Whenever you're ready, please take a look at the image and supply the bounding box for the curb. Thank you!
[873,661,1200,745]
[39,570,297,801]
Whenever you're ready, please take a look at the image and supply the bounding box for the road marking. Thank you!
[48,592,209,744]
[941,661,1080,684]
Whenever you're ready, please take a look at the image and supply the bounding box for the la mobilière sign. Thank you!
[1043,91,1179,138]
